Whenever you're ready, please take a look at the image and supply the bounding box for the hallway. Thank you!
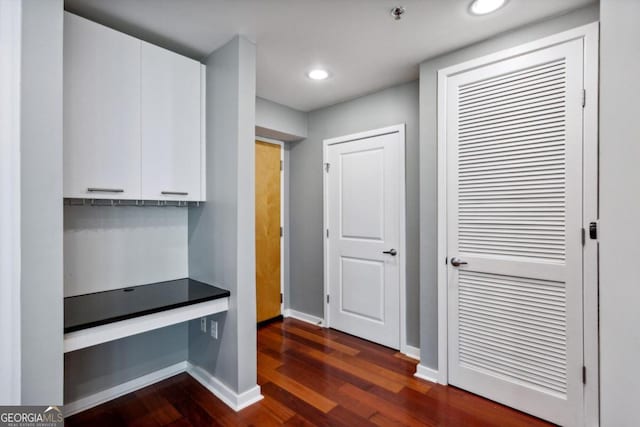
[67,318,550,426]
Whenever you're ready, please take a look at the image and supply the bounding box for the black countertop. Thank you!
[64,278,230,333]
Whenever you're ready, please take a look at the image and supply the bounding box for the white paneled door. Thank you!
[444,39,586,425]
[325,127,404,349]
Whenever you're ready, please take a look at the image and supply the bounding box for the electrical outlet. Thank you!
[210,320,218,339]
[200,317,207,333]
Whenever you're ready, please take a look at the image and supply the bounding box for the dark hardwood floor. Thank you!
[66,318,551,426]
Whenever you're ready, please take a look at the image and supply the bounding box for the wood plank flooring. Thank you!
[66,318,552,426]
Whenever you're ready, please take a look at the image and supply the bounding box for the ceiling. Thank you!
[64,0,595,112]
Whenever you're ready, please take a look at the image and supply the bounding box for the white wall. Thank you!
[599,1,640,425]
[0,0,23,405]
[64,206,189,296]
[20,0,64,405]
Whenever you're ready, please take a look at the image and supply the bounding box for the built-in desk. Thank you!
[64,278,230,352]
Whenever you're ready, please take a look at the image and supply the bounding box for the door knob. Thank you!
[450,257,467,267]
[383,249,398,256]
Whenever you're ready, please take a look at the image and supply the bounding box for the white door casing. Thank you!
[438,24,599,427]
[324,125,405,350]
[0,0,22,404]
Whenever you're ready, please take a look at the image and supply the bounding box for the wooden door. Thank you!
[255,141,282,323]
[326,129,403,349]
[445,39,585,426]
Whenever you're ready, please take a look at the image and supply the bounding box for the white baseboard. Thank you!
[64,361,187,417]
[401,345,420,360]
[283,309,324,326]
[187,362,263,411]
[64,361,264,417]
[414,364,439,384]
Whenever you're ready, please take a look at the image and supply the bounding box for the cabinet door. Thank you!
[141,42,202,201]
[63,13,141,199]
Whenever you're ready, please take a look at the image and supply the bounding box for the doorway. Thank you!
[323,125,406,349]
[255,139,283,324]
[437,24,599,426]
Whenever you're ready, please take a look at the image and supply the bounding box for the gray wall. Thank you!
[256,97,308,142]
[64,325,187,404]
[599,1,640,425]
[20,0,64,405]
[188,35,258,393]
[418,4,599,369]
[64,206,189,296]
[289,80,420,347]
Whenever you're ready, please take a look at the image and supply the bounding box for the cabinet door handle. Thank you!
[87,188,124,193]
[161,191,189,196]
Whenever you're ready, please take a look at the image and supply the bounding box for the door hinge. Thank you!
[589,221,598,240]
[326,229,329,238]
[280,160,283,171]
[280,226,283,237]
[326,294,330,304]
[280,293,283,304]
[324,162,330,172]
[445,257,448,265]
[582,89,586,108]
[581,228,586,246]
[582,366,587,384]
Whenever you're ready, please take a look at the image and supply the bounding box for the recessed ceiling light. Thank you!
[469,0,507,15]
[307,69,329,80]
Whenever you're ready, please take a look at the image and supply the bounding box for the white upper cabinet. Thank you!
[63,13,141,200]
[141,42,203,201]
[63,13,206,201]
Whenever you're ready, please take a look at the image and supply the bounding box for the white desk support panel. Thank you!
[64,297,229,353]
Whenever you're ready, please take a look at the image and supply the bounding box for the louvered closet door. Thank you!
[446,39,584,426]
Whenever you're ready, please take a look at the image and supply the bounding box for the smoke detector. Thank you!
[390,6,406,21]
